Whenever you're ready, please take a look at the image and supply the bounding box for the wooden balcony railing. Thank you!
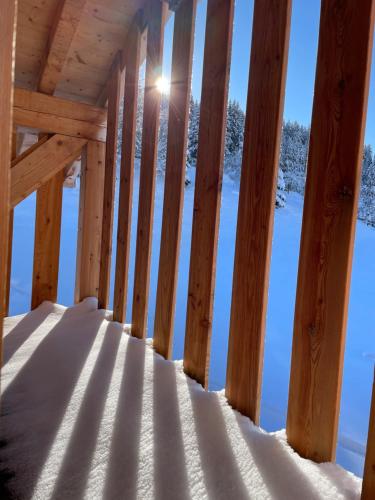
[0,0,374,497]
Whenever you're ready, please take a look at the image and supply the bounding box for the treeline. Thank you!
[125,89,375,225]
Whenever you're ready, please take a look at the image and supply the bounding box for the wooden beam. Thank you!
[11,135,49,168]
[225,0,291,424]
[113,22,143,323]
[362,369,375,499]
[75,141,105,302]
[183,0,234,387]
[38,0,87,95]
[287,0,375,462]
[131,1,168,339]
[98,61,122,310]
[5,131,18,316]
[0,0,17,364]
[153,0,197,359]
[31,169,64,309]
[13,106,106,143]
[14,88,107,126]
[11,134,86,207]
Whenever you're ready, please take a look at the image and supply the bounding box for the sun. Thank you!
[155,76,170,95]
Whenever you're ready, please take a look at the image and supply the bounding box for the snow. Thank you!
[8,164,375,479]
[1,298,363,500]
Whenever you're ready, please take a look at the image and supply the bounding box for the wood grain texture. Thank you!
[362,370,375,499]
[0,0,17,360]
[10,134,49,168]
[131,0,168,339]
[98,60,122,309]
[113,21,142,323]
[286,0,375,462]
[183,0,234,387]
[38,0,87,94]
[6,210,14,317]
[5,132,18,316]
[31,169,64,309]
[11,134,86,207]
[13,106,106,142]
[225,0,291,424]
[75,141,105,302]
[14,88,107,125]
[153,0,197,359]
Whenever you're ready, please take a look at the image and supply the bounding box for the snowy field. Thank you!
[9,164,375,478]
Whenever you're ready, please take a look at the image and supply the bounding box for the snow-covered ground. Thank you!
[9,163,375,478]
[1,299,362,499]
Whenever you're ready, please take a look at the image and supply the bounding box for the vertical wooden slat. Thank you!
[183,0,234,388]
[0,0,17,363]
[362,369,375,499]
[153,0,197,359]
[287,0,375,462]
[131,1,168,339]
[113,19,143,323]
[75,141,105,303]
[225,0,291,424]
[6,131,18,316]
[98,58,122,310]
[31,170,64,309]
[6,211,14,317]
[31,133,63,309]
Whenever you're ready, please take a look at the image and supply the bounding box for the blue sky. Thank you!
[163,0,375,145]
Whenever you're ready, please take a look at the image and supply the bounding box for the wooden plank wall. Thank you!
[131,1,168,339]
[225,0,291,424]
[98,59,122,310]
[0,0,17,362]
[153,0,197,359]
[287,0,375,462]
[362,369,375,499]
[183,0,234,387]
[113,18,143,323]
[75,141,105,302]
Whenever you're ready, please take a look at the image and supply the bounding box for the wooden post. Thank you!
[75,141,105,302]
[98,58,122,310]
[6,131,18,316]
[362,369,375,499]
[153,0,197,359]
[286,0,375,462]
[31,133,63,309]
[0,0,17,364]
[183,0,234,387]
[30,0,90,310]
[225,0,291,424]
[31,170,64,309]
[131,1,168,338]
[113,19,143,323]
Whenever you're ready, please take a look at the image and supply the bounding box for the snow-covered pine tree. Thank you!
[187,96,200,167]
[276,168,286,208]
[157,95,169,172]
[279,120,309,194]
[225,100,245,161]
[359,144,375,226]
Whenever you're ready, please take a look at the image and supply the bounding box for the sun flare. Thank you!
[155,76,170,95]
